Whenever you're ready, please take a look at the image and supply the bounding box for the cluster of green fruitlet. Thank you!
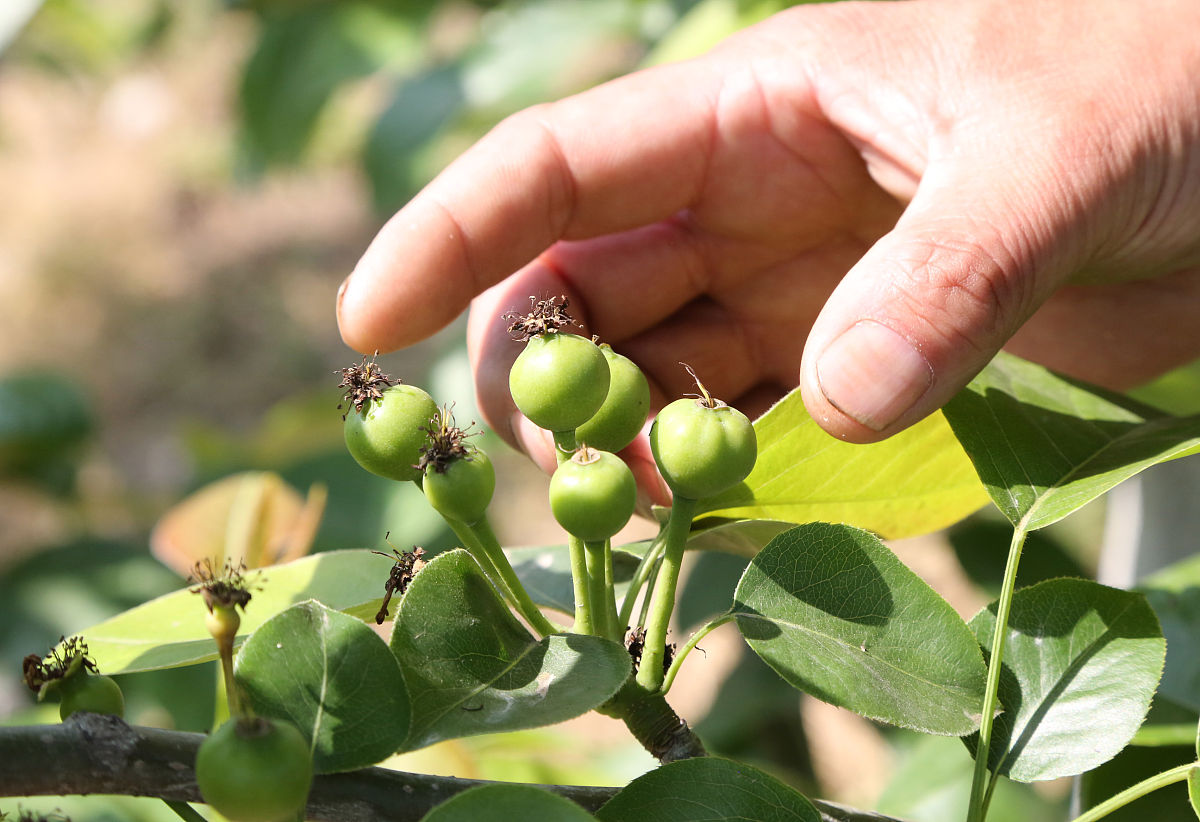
[342,296,758,693]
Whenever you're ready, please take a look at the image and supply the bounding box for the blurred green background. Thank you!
[3,1,1192,820]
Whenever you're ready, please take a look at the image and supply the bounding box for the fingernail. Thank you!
[815,320,933,431]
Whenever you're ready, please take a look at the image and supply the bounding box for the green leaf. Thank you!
[238,3,416,168]
[697,389,987,540]
[80,549,394,674]
[968,578,1165,781]
[596,756,820,822]
[364,64,465,216]
[234,600,408,773]
[733,523,987,735]
[943,352,1200,531]
[1190,764,1200,820]
[1140,554,1200,713]
[876,735,1065,822]
[391,550,630,750]
[508,544,642,615]
[685,518,795,557]
[421,784,597,822]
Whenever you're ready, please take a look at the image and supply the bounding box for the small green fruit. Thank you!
[58,672,124,720]
[344,384,438,482]
[422,447,496,524]
[650,397,757,501]
[549,447,637,542]
[196,717,313,822]
[509,334,610,433]
[576,346,651,452]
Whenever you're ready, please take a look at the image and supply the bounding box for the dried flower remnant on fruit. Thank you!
[680,362,723,410]
[337,353,396,419]
[372,540,426,624]
[505,295,577,341]
[416,404,480,474]
[188,558,255,613]
[625,627,675,677]
[22,636,97,694]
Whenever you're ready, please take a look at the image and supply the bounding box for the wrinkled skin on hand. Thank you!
[338,0,1200,506]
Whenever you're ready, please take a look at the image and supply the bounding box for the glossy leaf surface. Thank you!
[698,389,987,539]
[596,757,820,822]
[968,578,1164,781]
[943,352,1200,531]
[733,523,987,735]
[80,549,392,674]
[235,600,408,773]
[391,550,629,750]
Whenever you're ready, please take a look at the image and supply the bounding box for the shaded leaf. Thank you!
[81,549,395,674]
[391,550,630,750]
[876,735,1064,822]
[596,756,821,822]
[733,523,987,735]
[1140,554,1200,714]
[364,63,465,216]
[509,544,641,615]
[235,600,408,773]
[697,390,987,539]
[968,578,1164,781]
[1077,743,1195,822]
[943,352,1200,531]
[239,3,416,168]
[421,784,597,822]
[685,518,794,557]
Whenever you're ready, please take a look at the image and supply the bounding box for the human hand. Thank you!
[337,0,1200,503]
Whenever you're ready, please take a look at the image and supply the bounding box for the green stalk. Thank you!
[445,515,560,636]
[584,540,611,639]
[1067,762,1195,822]
[471,516,562,636]
[552,430,577,464]
[163,800,208,822]
[602,539,621,641]
[660,613,734,695]
[618,530,665,631]
[567,534,594,634]
[636,496,698,692]
[967,527,1028,822]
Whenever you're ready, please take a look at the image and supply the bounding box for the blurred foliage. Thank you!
[0,372,92,496]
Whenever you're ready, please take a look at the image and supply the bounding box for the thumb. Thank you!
[800,158,1079,442]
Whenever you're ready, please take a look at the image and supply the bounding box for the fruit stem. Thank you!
[583,540,613,640]
[468,516,561,637]
[568,535,594,635]
[552,430,578,464]
[618,529,666,631]
[635,495,698,692]
[602,538,621,641]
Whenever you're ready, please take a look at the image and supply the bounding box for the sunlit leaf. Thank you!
[697,390,987,539]
[391,550,630,750]
[235,600,408,773]
[967,578,1164,781]
[733,523,987,735]
[943,352,1200,531]
[80,549,393,674]
[596,756,821,822]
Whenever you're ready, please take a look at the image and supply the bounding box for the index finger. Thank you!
[336,56,730,354]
